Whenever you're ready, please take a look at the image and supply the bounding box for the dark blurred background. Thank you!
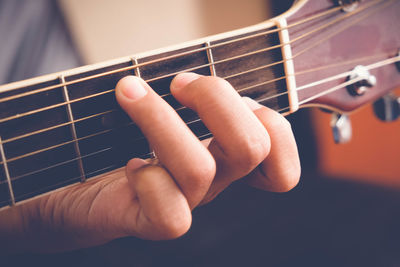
[1,0,400,266]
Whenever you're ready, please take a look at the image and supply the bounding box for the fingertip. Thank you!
[116,76,148,101]
[170,72,201,93]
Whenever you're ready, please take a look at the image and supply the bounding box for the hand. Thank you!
[0,73,300,253]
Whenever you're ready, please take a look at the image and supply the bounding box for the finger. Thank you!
[115,76,216,208]
[125,159,192,240]
[171,73,271,184]
[243,98,301,192]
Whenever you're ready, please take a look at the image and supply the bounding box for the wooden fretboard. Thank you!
[0,24,288,207]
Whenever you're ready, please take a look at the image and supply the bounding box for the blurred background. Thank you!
[1,0,400,266]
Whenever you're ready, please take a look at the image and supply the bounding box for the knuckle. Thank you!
[155,208,192,240]
[276,163,301,193]
[232,135,270,175]
[266,110,292,131]
[185,154,216,190]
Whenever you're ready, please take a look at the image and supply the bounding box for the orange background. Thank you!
[311,89,400,187]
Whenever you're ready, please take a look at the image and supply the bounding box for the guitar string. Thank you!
[0,72,372,186]
[2,132,213,186]
[298,55,400,104]
[0,0,390,144]
[0,1,396,182]
[0,50,386,150]
[235,52,390,94]
[0,0,386,126]
[1,54,398,183]
[0,2,347,103]
[4,163,122,203]
[1,49,394,155]
[0,2,397,166]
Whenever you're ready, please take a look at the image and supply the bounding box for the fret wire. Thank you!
[131,57,141,78]
[131,57,155,158]
[60,75,86,183]
[0,3,346,104]
[0,136,15,206]
[205,41,217,76]
[0,0,383,125]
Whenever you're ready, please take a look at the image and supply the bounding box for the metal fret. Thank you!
[60,75,86,182]
[205,41,217,76]
[131,57,141,78]
[0,136,15,206]
[132,57,156,158]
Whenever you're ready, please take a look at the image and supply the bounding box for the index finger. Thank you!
[115,76,216,208]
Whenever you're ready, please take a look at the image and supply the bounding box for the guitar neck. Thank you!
[0,16,291,208]
[1,0,399,209]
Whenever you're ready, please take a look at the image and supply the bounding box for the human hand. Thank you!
[0,73,300,253]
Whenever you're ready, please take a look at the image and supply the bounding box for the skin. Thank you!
[0,73,300,253]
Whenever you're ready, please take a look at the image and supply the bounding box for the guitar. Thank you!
[0,0,399,209]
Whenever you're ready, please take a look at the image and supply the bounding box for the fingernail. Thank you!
[242,97,263,111]
[119,76,148,100]
[171,72,200,91]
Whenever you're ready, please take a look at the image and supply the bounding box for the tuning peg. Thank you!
[373,94,400,122]
[330,113,352,144]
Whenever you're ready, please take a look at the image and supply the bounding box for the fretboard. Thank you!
[0,23,289,208]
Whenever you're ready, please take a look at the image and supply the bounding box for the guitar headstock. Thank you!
[286,0,400,113]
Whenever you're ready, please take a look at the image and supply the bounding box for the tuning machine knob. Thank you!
[338,0,360,12]
[330,112,352,144]
[347,65,377,96]
[373,94,400,122]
